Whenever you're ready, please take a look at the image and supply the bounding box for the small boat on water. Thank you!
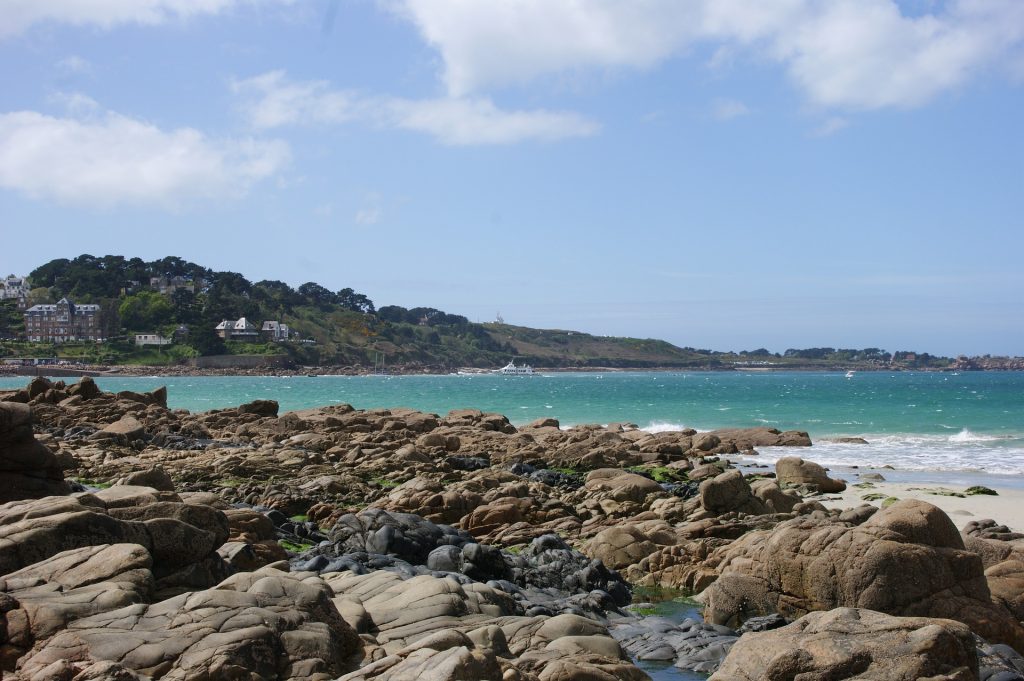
[496,360,535,375]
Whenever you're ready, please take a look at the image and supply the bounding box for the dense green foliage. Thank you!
[16,254,516,366]
[5,254,956,370]
[0,300,23,339]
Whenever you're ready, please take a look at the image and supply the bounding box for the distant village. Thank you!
[1,274,289,348]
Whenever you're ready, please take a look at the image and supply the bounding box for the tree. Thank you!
[189,325,226,356]
[169,289,201,325]
[152,256,190,277]
[119,291,173,331]
[378,305,411,324]
[253,280,301,311]
[298,282,337,309]
[0,300,22,338]
[210,271,252,296]
[27,287,53,306]
[29,259,71,288]
[337,287,375,314]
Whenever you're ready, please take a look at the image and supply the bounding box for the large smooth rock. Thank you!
[776,456,846,493]
[699,469,768,516]
[0,403,70,504]
[583,526,658,571]
[17,568,359,681]
[709,608,977,681]
[584,470,663,503]
[0,494,228,580]
[238,399,279,417]
[0,543,154,668]
[706,427,812,449]
[326,571,643,681]
[703,499,1024,650]
[96,415,145,440]
[115,466,175,491]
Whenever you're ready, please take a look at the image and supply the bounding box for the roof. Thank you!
[216,317,258,331]
[25,301,100,313]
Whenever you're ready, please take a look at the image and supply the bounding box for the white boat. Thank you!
[845,370,856,378]
[496,360,535,375]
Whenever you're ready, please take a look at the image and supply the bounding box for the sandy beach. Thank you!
[818,477,1024,534]
[733,456,1024,534]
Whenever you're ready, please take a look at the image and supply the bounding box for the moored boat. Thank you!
[496,360,535,375]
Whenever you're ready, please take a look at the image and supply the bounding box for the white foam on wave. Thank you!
[746,430,1024,476]
[642,421,690,433]
[948,428,1003,443]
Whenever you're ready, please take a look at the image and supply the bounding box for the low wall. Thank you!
[6,366,106,377]
[187,354,295,370]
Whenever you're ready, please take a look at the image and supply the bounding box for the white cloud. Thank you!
[234,70,599,145]
[768,0,1024,110]
[389,0,699,97]
[381,96,598,145]
[1,0,288,38]
[56,55,93,75]
[0,108,289,207]
[231,70,355,129]
[712,98,750,121]
[355,206,382,225]
[47,91,101,116]
[389,0,1024,111]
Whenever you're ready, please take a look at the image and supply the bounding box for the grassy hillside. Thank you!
[481,324,722,368]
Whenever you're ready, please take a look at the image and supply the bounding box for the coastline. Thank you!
[1,362,1010,379]
[4,374,1024,679]
[5,371,1021,533]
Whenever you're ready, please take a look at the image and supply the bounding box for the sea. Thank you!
[4,370,1023,482]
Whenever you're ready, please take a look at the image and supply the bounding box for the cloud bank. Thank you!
[0,108,289,207]
[390,0,1024,110]
[1,0,288,38]
[233,70,599,145]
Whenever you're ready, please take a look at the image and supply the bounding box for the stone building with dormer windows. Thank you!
[23,298,103,343]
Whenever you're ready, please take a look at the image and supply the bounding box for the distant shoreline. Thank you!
[1,363,1018,379]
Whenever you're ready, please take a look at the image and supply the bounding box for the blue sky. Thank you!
[1,0,1022,356]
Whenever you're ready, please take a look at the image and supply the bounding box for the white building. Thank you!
[261,320,290,341]
[0,275,30,309]
[135,333,172,347]
[215,317,259,341]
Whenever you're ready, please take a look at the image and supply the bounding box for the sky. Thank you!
[1,0,1022,357]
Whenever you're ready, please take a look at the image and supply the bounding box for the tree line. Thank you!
[16,254,509,360]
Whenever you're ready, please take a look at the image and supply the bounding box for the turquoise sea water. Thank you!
[4,370,1023,476]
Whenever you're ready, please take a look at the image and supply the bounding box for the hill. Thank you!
[0,254,957,372]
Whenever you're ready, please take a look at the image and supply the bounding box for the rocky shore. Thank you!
[5,360,1018,380]
[1,376,1023,680]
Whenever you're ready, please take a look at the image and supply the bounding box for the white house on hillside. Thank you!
[135,333,172,347]
[215,317,259,341]
[261,320,290,341]
[0,275,30,309]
